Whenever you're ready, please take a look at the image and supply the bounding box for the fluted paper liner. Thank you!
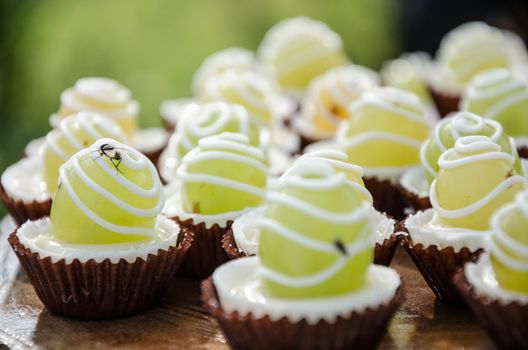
[222,229,402,267]
[175,217,232,279]
[0,183,51,226]
[517,145,528,160]
[453,270,528,350]
[363,176,407,220]
[402,231,483,306]
[428,85,459,118]
[201,277,404,350]
[142,146,165,167]
[8,229,193,320]
[398,183,431,213]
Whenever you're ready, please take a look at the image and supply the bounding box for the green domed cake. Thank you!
[490,192,528,293]
[431,136,527,230]
[43,112,127,193]
[178,132,267,215]
[50,138,164,244]
[259,158,373,298]
[461,68,528,137]
[421,111,522,184]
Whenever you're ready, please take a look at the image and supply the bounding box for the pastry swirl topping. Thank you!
[178,132,267,215]
[51,139,164,243]
[258,158,373,297]
[430,135,527,230]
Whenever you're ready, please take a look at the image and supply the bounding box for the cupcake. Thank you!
[164,132,268,279]
[44,77,168,163]
[222,149,401,266]
[429,22,527,117]
[294,65,380,150]
[400,111,522,213]
[460,68,528,158]
[258,16,348,97]
[202,69,300,156]
[8,138,191,319]
[403,135,527,305]
[336,86,432,219]
[454,191,528,349]
[202,157,403,349]
[158,102,266,183]
[159,98,200,131]
[1,112,126,225]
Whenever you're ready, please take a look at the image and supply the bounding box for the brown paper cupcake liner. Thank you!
[8,228,193,320]
[222,229,402,267]
[397,183,431,214]
[174,217,232,279]
[517,145,528,160]
[428,85,460,118]
[402,234,483,306]
[298,133,324,154]
[142,146,166,167]
[0,183,52,226]
[453,270,528,350]
[363,176,408,220]
[201,276,404,350]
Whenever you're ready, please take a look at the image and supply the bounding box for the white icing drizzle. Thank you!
[300,65,380,130]
[461,68,528,120]
[177,132,268,208]
[257,159,373,288]
[430,136,527,220]
[159,98,200,126]
[176,102,254,156]
[284,149,373,204]
[204,70,275,126]
[421,112,518,179]
[15,216,180,264]
[489,192,528,271]
[213,258,401,325]
[258,17,344,84]
[60,77,139,119]
[46,112,126,161]
[192,47,256,97]
[58,138,164,237]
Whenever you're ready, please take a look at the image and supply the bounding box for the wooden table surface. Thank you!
[0,216,496,350]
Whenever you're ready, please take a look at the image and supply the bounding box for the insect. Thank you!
[334,239,348,256]
[98,143,124,174]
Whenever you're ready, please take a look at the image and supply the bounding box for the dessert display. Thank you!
[294,65,380,149]
[164,132,267,278]
[429,22,527,117]
[460,68,528,157]
[1,112,126,225]
[29,77,169,164]
[7,138,191,319]
[202,156,403,349]
[257,16,348,96]
[222,149,401,266]
[454,191,528,349]
[336,86,432,219]
[400,111,522,212]
[403,135,527,304]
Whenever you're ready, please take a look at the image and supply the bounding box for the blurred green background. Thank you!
[0,0,398,175]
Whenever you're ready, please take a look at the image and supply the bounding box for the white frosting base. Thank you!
[404,209,490,252]
[159,98,200,126]
[465,254,528,305]
[232,206,395,256]
[131,127,168,154]
[399,166,429,198]
[293,115,334,141]
[24,136,46,158]
[163,186,247,228]
[16,215,180,264]
[1,215,17,235]
[0,156,50,203]
[213,257,400,325]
